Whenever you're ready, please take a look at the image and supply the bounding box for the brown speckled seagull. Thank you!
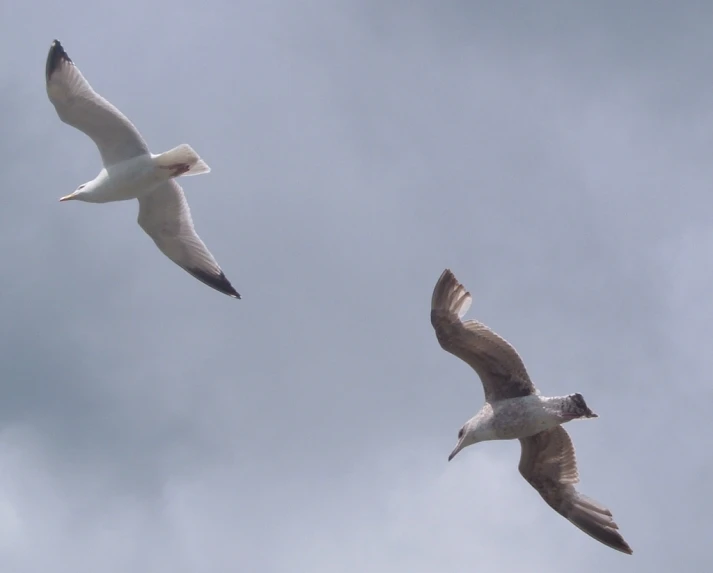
[45,39,240,299]
[430,269,632,555]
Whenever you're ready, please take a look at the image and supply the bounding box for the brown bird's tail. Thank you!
[567,393,598,419]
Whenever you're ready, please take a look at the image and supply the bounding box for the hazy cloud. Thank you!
[0,1,711,571]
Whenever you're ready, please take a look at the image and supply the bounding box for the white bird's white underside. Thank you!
[45,40,239,298]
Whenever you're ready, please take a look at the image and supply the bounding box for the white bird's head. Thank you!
[59,181,92,202]
[448,420,480,462]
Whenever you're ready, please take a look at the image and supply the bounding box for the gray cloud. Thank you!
[0,0,711,570]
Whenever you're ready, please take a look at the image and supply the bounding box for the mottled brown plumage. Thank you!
[519,427,632,554]
[431,269,535,401]
[431,269,632,554]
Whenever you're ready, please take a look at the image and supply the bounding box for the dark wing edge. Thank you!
[184,267,241,299]
[46,40,71,82]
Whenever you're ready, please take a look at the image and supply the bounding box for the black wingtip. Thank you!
[598,529,633,555]
[46,39,72,82]
[187,268,241,299]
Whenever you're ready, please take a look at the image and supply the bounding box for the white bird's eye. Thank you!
[458,428,464,439]
[77,184,85,190]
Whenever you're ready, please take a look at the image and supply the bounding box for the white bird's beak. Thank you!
[59,193,75,202]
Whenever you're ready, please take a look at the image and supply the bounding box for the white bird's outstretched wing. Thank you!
[137,180,240,299]
[45,39,149,166]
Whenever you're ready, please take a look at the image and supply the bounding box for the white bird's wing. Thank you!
[518,427,633,554]
[45,40,150,166]
[430,269,536,402]
[137,180,240,299]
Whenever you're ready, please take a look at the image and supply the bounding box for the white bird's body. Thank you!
[45,39,240,299]
[430,269,632,555]
[73,145,210,204]
[75,156,156,204]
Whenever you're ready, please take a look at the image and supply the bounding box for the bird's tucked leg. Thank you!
[159,163,191,178]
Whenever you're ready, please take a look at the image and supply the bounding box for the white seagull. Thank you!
[45,40,240,299]
[431,269,632,554]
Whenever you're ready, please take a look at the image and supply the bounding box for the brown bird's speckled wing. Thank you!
[430,269,536,402]
[518,427,633,554]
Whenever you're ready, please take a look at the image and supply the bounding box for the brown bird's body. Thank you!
[431,269,632,555]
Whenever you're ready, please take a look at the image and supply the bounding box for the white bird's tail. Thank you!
[154,144,211,177]
[431,269,472,319]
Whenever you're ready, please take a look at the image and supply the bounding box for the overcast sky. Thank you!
[0,1,711,571]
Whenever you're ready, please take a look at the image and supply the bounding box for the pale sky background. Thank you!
[0,1,711,571]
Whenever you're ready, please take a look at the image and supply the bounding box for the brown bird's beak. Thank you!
[448,438,465,462]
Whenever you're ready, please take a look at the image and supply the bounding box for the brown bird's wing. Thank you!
[518,427,633,554]
[430,269,536,401]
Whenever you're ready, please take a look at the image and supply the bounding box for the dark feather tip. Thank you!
[46,39,72,82]
[187,267,241,299]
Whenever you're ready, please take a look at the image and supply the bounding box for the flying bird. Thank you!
[45,40,240,299]
[430,269,632,554]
